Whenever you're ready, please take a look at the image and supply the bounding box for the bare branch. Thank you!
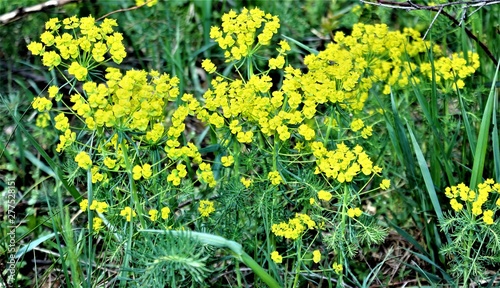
[0,0,81,25]
[360,0,499,66]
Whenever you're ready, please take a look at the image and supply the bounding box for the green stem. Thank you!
[240,251,281,288]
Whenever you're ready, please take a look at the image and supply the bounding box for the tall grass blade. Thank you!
[407,124,444,223]
[470,62,499,188]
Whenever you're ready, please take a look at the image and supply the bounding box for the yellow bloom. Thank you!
[483,210,494,225]
[95,201,108,213]
[380,179,391,190]
[75,151,92,170]
[221,155,234,167]
[271,251,282,263]
[347,207,363,218]
[27,41,44,55]
[68,62,88,81]
[201,59,217,74]
[92,217,103,232]
[161,207,171,219]
[198,200,215,217]
[79,199,88,211]
[149,209,159,221]
[120,206,136,222]
[312,250,321,263]
[332,262,343,274]
[240,177,253,188]
[268,171,283,185]
[317,190,332,201]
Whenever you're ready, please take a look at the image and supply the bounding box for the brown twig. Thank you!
[0,0,81,25]
[360,0,499,66]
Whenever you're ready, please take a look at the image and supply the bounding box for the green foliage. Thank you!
[2,1,499,287]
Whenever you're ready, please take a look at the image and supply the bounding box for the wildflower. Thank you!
[268,171,283,185]
[32,97,52,112]
[312,250,321,263]
[79,199,88,211]
[309,198,315,205]
[221,155,234,167]
[27,41,43,55]
[483,210,494,225]
[350,118,364,132]
[450,198,463,211]
[75,151,92,170]
[347,207,363,218]
[271,213,315,240]
[92,217,103,232]
[198,200,215,217]
[95,201,108,213]
[35,113,50,128]
[271,251,282,263]
[120,206,136,222]
[317,190,332,201]
[240,177,253,188]
[149,209,159,221]
[103,157,116,169]
[380,179,390,190]
[68,62,88,80]
[332,262,343,274]
[201,59,217,74]
[161,207,170,219]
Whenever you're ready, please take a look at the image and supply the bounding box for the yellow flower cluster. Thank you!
[312,142,381,183]
[132,163,152,180]
[75,151,92,170]
[332,262,343,274]
[347,207,363,218]
[80,199,109,232]
[79,199,109,213]
[148,207,170,222]
[198,200,215,217]
[268,171,283,185]
[420,51,480,90]
[210,7,280,61]
[120,206,137,222]
[270,251,282,263]
[444,179,500,224]
[312,249,321,263]
[27,16,126,75]
[271,213,316,240]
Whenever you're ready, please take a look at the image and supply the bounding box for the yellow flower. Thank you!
[221,155,234,167]
[75,151,92,170]
[347,207,363,218]
[317,190,332,201]
[92,217,103,232]
[312,250,321,263]
[149,209,159,221]
[380,179,391,190]
[120,206,136,222]
[95,201,108,213]
[309,198,315,205]
[161,207,170,219]
[483,210,494,225]
[68,62,88,81]
[27,41,44,55]
[104,157,116,169]
[240,177,253,188]
[332,262,343,274]
[271,251,282,263]
[350,118,364,132]
[198,200,215,217]
[268,171,283,185]
[79,199,88,211]
[201,59,217,74]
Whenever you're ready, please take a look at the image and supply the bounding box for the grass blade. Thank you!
[470,61,499,188]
